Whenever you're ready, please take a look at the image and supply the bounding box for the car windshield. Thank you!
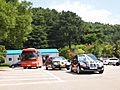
[53,57,65,61]
[87,54,98,61]
[109,58,118,60]
[21,51,37,60]
[78,55,87,62]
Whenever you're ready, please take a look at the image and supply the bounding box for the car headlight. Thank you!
[66,62,71,65]
[98,62,103,67]
[53,62,60,65]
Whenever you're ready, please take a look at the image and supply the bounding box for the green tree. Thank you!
[0,0,32,49]
[24,7,49,48]
[48,11,83,48]
[0,45,6,64]
[0,0,16,40]
[24,25,48,48]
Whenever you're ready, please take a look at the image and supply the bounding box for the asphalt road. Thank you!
[0,66,120,90]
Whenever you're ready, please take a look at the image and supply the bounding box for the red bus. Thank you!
[21,48,42,69]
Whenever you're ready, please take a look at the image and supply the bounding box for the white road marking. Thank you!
[0,69,64,86]
[42,70,64,82]
[0,77,57,81]
[0,80,63,86]
[0,75,50,78]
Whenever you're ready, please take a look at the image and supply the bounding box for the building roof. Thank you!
[39,49,59,53]
[7,50,22,55]
[6,49,58,55]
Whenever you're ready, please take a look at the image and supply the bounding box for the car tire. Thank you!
[46,66,48,70]
[24,67,26,69]
[52,65,55,70]
[70,66,73,72]
[66,65,70,70]
[113,64,116,66]
[99,70,104,74]
[108,62,111,65]
[11,65,15,68]
[66,66,70,70]
[39,66,42,68]
[59,67,61,70]
[116,62,120,66]
[76,66,81,74]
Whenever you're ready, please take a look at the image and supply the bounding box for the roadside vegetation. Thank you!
[0,0,120,64]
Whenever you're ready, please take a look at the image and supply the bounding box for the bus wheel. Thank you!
[28,67,31,69]
[39,66,42,68]
[24,67,26,69]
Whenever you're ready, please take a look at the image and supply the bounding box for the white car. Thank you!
[107,58,119,65]
[52,56,70,68]
[102,58,119,65]
[45,56,70,70]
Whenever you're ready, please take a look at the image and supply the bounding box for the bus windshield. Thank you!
[21,52,37,60]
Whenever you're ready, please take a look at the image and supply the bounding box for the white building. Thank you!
[5,49,59,65]
[5,50,22,65]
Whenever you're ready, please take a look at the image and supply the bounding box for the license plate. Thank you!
[90,67,97,69]
[54,62,58,65]
[27,65,31,66]
[90,64,97,69]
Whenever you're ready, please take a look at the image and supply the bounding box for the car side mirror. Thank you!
[67,59,70,62]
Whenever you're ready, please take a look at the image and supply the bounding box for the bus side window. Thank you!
[9,58,12,61]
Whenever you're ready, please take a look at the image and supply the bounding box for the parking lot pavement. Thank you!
[0,66,120,90]
[0,67,64,86]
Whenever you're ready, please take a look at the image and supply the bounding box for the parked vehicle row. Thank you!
[9,54,106,74]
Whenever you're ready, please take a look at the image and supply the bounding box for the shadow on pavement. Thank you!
[66,71,98,75]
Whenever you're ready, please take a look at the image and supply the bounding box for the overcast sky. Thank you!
[25,0,120,25]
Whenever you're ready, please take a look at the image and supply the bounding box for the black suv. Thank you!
[69,54,104,74]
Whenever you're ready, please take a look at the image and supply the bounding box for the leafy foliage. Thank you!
[0,1,120,58]
[0,0,32,49]
[0,45,6,63]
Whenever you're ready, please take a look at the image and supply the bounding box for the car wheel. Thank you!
[28,67,31,69]
[23,67,26,69]
[59,67,61,70]
[52,65,55,70]
[70,66,73,72]
[116,62,120,66]
[66,66,70,70]
[77,66,81,74]
[39,66,42,68]
[99,70,104,74]
[11,65,15,68]
[46,66,48,70]
[113,64,116,66]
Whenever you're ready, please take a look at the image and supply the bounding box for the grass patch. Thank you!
[0,63,9,68]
